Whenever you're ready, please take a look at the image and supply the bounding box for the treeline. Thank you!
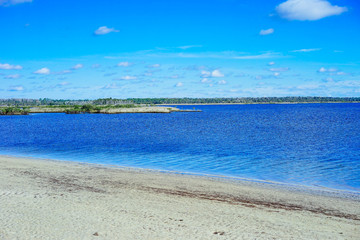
[0,98,90,106]
[0,98,133,106]
[126,97,360,104]
[0,97,360,106]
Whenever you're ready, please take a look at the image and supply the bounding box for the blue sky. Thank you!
[1,0,359,99]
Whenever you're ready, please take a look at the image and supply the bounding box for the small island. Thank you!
[0,99,202,115]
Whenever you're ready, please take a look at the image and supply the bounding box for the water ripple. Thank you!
[0,104,360,191]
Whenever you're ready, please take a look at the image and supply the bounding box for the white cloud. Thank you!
[117,62,132,67]
[292,48,321,52]
[8,85,24,91]
[318,67,327,73]
[217,80,227,85]
[34,67,50,74]
[268,61,275,66]
[200,78,211,83]
[175,82,183,87]
[269,67,289,72]
[0,0,32,7]
[276,0,348,21]
[318,67,337,73]
[119,75,137,80]
[274,72,281,77]
[4,74,21,79]
[201,69,224,78]
[94,26,119,35]
[211,69,224,77]
[0,63,22,70]
[201,70,211,77]
[259,28,274,35]
[72,64,83,70]
[58,81,70,86]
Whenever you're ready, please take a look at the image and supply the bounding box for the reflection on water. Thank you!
[0,103,359,191]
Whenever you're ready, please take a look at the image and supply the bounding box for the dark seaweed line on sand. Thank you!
[18,169,360,221]
[139,186,360,221]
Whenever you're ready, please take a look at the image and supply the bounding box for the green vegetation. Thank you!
[125,97,360,104]
[63,104,137,114]
[0,107,29,115]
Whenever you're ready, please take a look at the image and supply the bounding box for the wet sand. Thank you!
[0,155,359,239]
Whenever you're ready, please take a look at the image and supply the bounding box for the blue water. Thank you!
[1,104,359,191]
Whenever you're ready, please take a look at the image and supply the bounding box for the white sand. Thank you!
[0,155,359,239]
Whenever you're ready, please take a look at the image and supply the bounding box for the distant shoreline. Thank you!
[158,102,360,106]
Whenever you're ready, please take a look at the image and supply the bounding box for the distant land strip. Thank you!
[1,97,360,107]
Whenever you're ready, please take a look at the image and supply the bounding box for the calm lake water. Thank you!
[1,104,359,191]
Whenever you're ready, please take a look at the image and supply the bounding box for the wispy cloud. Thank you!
[4,74,21,79]
[56,81,70,87]
[318,67,337,73]
[259,28,274,35]
[177,45,202,50]
[175,82,183,87]
[117,75,137,80]
[101,50,283,61]
[117,62,132,67]
[291,48,321,52]
[71,64,83,70]
[233,52,280,60]
[276,0,347,21]
[200,78,211,83]
[147,64,161,68]
[0,63,22,70]
[103,72,117,77]
[55,70,72,75]
[8,85,24,91]
[269,67,289,72]
[94,26,119,35]
[102,83,122,89]
[34,67,50,74]
[334,71,347,76]
[0,0,32,7]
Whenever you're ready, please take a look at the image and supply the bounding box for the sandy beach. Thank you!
[0,155,359,239]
